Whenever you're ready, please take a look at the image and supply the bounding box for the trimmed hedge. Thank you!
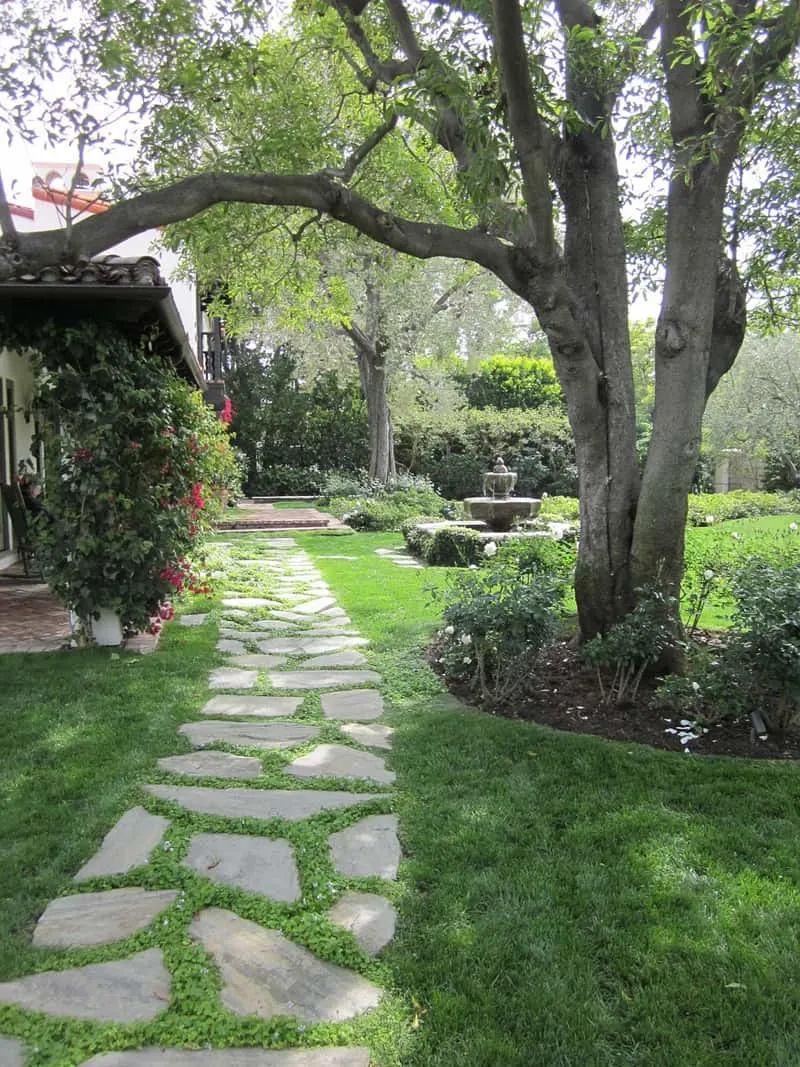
[687,490,800,525]
[403,522,486,566]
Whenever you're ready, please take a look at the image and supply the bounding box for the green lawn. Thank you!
[2,529,800,1065]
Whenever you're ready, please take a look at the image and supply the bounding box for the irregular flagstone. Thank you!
[286,745,394,785]
[322,608,349,619]
[301,626,361,637]
[220,630,289,642]
[327,891,398,956]
[329,815,401,880]
[269,610,321,623]
[301,651,369,668]
[158,752,263,780]
[208,668,257,690]
[291,597,338,615]
[33,888,179,948]
[269,670,380,690]
[189,909,381,1022]
[80,1049,371,1066]
[200,695,301,719]
[227,654,289,670]
[392,560,425,569]
[183,833,299,902]
[75,807,169,882]
[249,620,295,631]
[321,690,384,722]
[221,609,249,620]
[144,785,381,821]
[374,548,405,556]
[256,636,368,655]
[0,949,170,1022]
[180,614,209,627]
[217,639,247,655]
[262,538,297,547]
[221,598,279,610]
[0,1036,24,1067]
[341,723,394,750]
[179,721,318,751]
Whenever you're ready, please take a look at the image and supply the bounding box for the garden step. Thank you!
[158,752,263,780]
[33,888,179,948]
[327,892,398,956]
[321,690,384,721]
[290,597,338,615]
[74,807,169,882]
[226,654,289,669]
[0,949,170,1022]
[0,1037,23,1066]
[180,614,209,626]
[268,670,381,690]
[179,721,318,751]
[341,723,394,749]
[208,668,258,690]
[329,815,401,880]
[256,636,368,654]
[182,833,300,902]
[189,908,382,1022]
[300,651,369,668]
[79,1050,371,1065]
[144,785,383,821]
[217,638,247,654]
[286,744,394,785]
[200,695,301,719]
[221,597,280,609]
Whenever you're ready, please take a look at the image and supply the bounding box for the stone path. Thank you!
[0,536,399,1064]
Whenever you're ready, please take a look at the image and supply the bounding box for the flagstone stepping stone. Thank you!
[179,721,318,751]
[222,610,249,620]
[180,614,209,626]
[0,949,170,1022]
[80,1049,371,1066]
[269,670,380,690]
[392,560,425,568]
[329,815,401,880]
[209,668,257,690]
[341,723,394,750]
[221,598,279,610]
[269,610,320,623]
[220,630,287,642]
[158,752,263,780]
[201,695,301,719]
[301,651,369,668]
[75,807,169,882]
[263,538,297,547]
[33,888,179,948]
[144,785,381,822]
[327,892,398,956]
[317,555,357,560]
[257,636,368,655]
[217,638,247,655]
[227,654,289,669]
[249,619,295,631]
[374,547,405,556]
[189,909,381,1022]
[291,597,338,615]
[0,1037,24,1067]
[301,626,361,637]
[183,833,299,902]
[322,609,350,620]
[286,745,394,785]
[321,690,384,722]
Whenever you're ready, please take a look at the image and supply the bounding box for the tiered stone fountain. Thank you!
[464,457,540,532]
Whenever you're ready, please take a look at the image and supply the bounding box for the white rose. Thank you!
[460,633,472,645]
[704,569,714,580]
[705,515,715,524]
[444,625,455,635]
[483,541,498,557]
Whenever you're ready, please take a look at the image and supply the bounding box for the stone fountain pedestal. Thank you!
[463,457,540,532]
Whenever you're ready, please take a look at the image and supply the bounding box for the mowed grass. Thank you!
[300,530,800,1066]
[2,529,800,1065]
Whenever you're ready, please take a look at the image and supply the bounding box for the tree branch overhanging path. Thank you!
[3,0,800,645]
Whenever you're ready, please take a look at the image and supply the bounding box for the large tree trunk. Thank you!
[356,347,396,482]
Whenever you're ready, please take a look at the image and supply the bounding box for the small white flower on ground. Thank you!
[444,625,455,635]
[705,515,715,524]
[483,541,498,557]
[460,633,472,645]
[791,522,798,531]
[704,569,714,580]
[732,532,741,540]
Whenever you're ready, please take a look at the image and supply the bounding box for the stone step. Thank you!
[327,891,398,956]
[286,745,394,785]
[321,690,384,722]
[200,696,301,719]
[0,1037,23,1066]
[158,752,263,780]
[341,723,394,749]
[189,909,382,1022]
[0,949,170,1022]
[183,833,299,902]
[301,651,368,668]
[329,815,401,880]
[74,807,169,882]
[257,636,368,655]
[33,888,179,948]
[268,670,381,691]
[179,721,318,751]
[144,785,383,822]
[208,668,258,690]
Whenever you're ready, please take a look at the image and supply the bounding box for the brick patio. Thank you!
[0,565,72,653]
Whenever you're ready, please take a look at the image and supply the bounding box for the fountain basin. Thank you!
[464,496,541,532]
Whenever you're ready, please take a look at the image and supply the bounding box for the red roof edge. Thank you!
[33,186,108,215]
[9,203,35,220]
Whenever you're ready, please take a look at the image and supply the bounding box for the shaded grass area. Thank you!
[300,531,800,1066]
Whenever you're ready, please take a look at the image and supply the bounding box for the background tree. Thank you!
[457,352,563,412]
[3,0,799,643]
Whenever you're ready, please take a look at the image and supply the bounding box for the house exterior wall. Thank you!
[0,347,38,568]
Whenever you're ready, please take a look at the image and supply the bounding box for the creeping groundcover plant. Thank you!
[7,318,240,636]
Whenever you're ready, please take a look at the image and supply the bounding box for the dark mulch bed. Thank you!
[438,638,800,761]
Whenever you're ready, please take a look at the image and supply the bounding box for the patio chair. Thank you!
[0,482,39,577]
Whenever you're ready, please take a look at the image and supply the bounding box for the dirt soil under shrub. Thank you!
[439,638,800,760]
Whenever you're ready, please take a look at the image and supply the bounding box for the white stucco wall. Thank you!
[0,347,39,569]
